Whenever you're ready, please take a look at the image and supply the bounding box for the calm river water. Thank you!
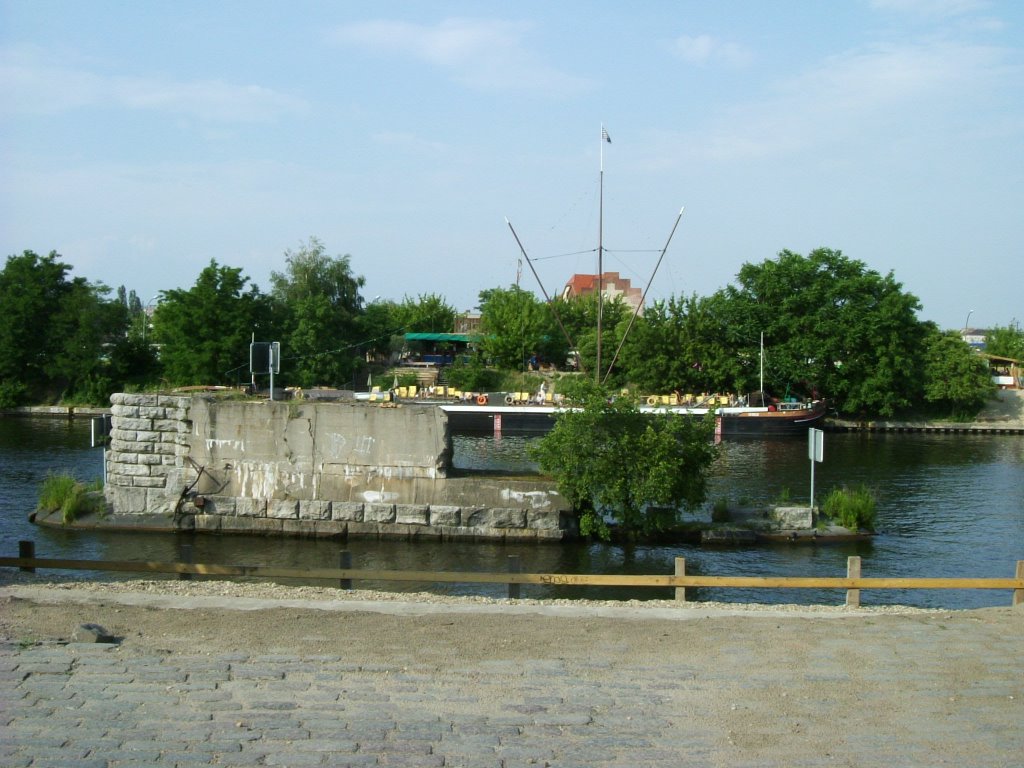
[2,416,1022,609]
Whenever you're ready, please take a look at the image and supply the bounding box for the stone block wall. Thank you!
[105,393,193,517]
[188,497,570,542]
[105,393,574,540]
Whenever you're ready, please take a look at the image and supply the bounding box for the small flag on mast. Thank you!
[602,127,611,143]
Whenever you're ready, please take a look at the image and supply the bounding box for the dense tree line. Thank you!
[483,248,1001,419]
[0,250,147,406]
[0,243,1011,417]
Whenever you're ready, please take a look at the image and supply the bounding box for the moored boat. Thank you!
[440,393,828,437]
[666,398,828,437]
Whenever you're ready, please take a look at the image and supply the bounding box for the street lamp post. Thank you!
[963,309,974,333]
[142,295,159,343]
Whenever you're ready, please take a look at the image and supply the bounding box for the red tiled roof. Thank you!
[564,272,635,297]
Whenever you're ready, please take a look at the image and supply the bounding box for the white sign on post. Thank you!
[809,428,824,462]
[808,428,824,510]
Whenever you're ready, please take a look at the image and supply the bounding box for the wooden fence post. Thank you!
[338,550,352,591]
[507,555,521,599]
[18,540,35,573]
[846,556,861,607]
[1014,561,1023,607]
[675,557,687,602]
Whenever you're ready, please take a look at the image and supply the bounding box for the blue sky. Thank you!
[1,0,1021,331]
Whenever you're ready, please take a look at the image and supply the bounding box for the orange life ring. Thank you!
[476,394,488,405]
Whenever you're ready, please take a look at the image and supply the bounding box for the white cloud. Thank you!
[869,1,1006,35]
[665,37,1018,165]
[673,34,752,68]
[779,40,1008,113]
[335,17,521,66]
[114,78,303,122]
[331,17,592,93]
[0,48,306,121]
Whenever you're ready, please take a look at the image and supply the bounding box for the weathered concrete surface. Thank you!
[770,505,814,529]
[1,583,1021,767]
[103,394,572,540]
[187,398,451,496]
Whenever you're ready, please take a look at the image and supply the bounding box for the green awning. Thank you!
[404,332,476,343]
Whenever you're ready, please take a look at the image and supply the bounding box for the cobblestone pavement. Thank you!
[1,598,1022,767]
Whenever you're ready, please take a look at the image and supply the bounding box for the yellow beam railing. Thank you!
[3,545,1022,608]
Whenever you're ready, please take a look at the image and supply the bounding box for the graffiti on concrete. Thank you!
[501,488,554,509]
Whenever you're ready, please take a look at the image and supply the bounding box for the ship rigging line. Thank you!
[531,247,663,262]
[530,248,596,261]
[602,206,685,386]
[505,217,587,377]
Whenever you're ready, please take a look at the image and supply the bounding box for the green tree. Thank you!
[357,294,460,371]
[102,333,161,394]
[360,299,403,363]
[477,286,567,370]
[153,260,271,386]
[0,250,70,402]
[557,292,631,383]
[984,322,1024,361]
[444,355,504,391]
[116,285,146,338]
[922,328,995,418]
[530,381,718,540]
[720,248,927,416]
[269,238,366,388]
[393,293,461,361]
[0,250,126,405]
[619,293,742,395]
[393,293,457,334]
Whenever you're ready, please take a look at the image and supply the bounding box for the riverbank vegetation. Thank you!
[2,242,1017,420]
[821,484,878,532]
[36,472,104,525]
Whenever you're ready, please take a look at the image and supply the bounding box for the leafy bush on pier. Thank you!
[822,484,877,532]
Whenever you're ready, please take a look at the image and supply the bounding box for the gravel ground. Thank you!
[0,569,938,615]
[0,569,954,658]
[1,568,1015,677]
[3,570,1022,766]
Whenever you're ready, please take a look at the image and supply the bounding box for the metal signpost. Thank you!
[91,414,111,485]
[250,341,281,399]
[808,427,824,510]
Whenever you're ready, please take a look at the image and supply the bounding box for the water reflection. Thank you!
[452,434,540,473]
[3,419,1022,609]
